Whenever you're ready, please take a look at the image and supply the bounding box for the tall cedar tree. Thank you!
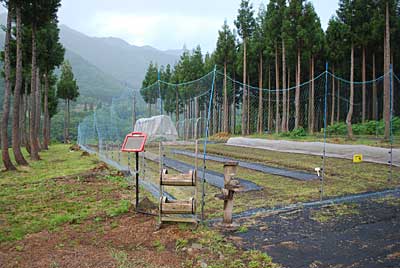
[235,0,255,135]
[338,0,356,139]
[23,0,61,159]
[37,21,65,149]
[1,1,17,170]
[264,0,286,133]
[57,61,79,143]
[11,1,28,165]
[215,20,236,133]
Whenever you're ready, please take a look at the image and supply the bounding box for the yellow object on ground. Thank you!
[353,154,363,163]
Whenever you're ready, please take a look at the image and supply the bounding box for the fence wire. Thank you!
[78,65,399,218]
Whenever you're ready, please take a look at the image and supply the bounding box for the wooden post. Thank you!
[223,161,239,224]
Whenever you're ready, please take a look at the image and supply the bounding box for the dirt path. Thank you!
[225,195,400,268]
[171,149,318,181]
[227,137,400,166]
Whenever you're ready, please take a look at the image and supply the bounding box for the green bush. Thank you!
[326,117,399,136]
[279,127,307,138]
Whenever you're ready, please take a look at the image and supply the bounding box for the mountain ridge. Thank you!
[59,24,181,88]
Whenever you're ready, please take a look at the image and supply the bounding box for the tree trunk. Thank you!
[257,53,263,134]
[48,117,51,144]
[43,71,49,150]
[35,69,41,151]
[148,103,152,117]
[281,40,287,132]
[213,86,217,135]
[29,22,40,160]
[233,75,236,134]
[242,38,248,135]
[346,43,355,139]
[372,53,377,120]
[383,1,390,140]
[331,65,335,125]
[247,76,250,134]
[268,67,272,132]
[362,46,366,122]
[275,44,280,133]
[64,99,68,143]
[12,4,28,165]
[25,91,31,154]
[175,86,179,122]
[223,61,229,133]
[287,68,290,130]
[310,56,315,134]
[67,99,70,143]
[132,93,136,130]
[295,48,301,129]
[20,93,26,147]
[1,8,16,171]
[337,80,340,122]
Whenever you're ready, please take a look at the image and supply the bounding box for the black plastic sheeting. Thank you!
[212,187,400,222]
[150,156,262,192]
[171,150,318,181]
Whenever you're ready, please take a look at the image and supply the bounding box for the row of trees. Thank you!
[1,0,79,171]
[140,0,399,140]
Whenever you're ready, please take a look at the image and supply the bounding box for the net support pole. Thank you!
[201,65,217,223]
[321,62,328,201]
[136,151,139,209]
[389,64,393,181]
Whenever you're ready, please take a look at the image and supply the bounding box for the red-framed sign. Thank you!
[121,132,147,152]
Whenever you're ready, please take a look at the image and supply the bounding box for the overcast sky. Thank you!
[18,1,340,52]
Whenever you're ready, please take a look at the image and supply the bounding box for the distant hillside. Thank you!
[63,49,127,101]
[0,13,181,108]
[59,25,181,88]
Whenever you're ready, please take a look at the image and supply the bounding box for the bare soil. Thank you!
[0,213,194,268]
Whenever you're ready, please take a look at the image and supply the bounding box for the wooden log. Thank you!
[160,197,196,214]
[160,216,198,223]
[160,169,196,186]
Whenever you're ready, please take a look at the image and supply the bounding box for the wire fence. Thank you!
[78,64,399,219]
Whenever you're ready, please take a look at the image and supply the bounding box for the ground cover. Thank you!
[0,144,278,268]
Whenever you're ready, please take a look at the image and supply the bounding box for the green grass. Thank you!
[0,144,99,182]
[152,143,400,218]
[310,203,360,223]
[0,144,135,242]
[0,143,280,268]
[185,226,277,268]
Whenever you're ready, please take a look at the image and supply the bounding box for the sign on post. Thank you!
[120,132,147,211]
[121,132,147,153]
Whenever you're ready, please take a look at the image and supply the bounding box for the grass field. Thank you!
[97,140,400,219]
[0,144,278,268]
[158,143,400,218]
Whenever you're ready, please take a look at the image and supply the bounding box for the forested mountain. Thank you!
[62,49,126,101]
[0,12,182,104]
[59,24,181,88]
